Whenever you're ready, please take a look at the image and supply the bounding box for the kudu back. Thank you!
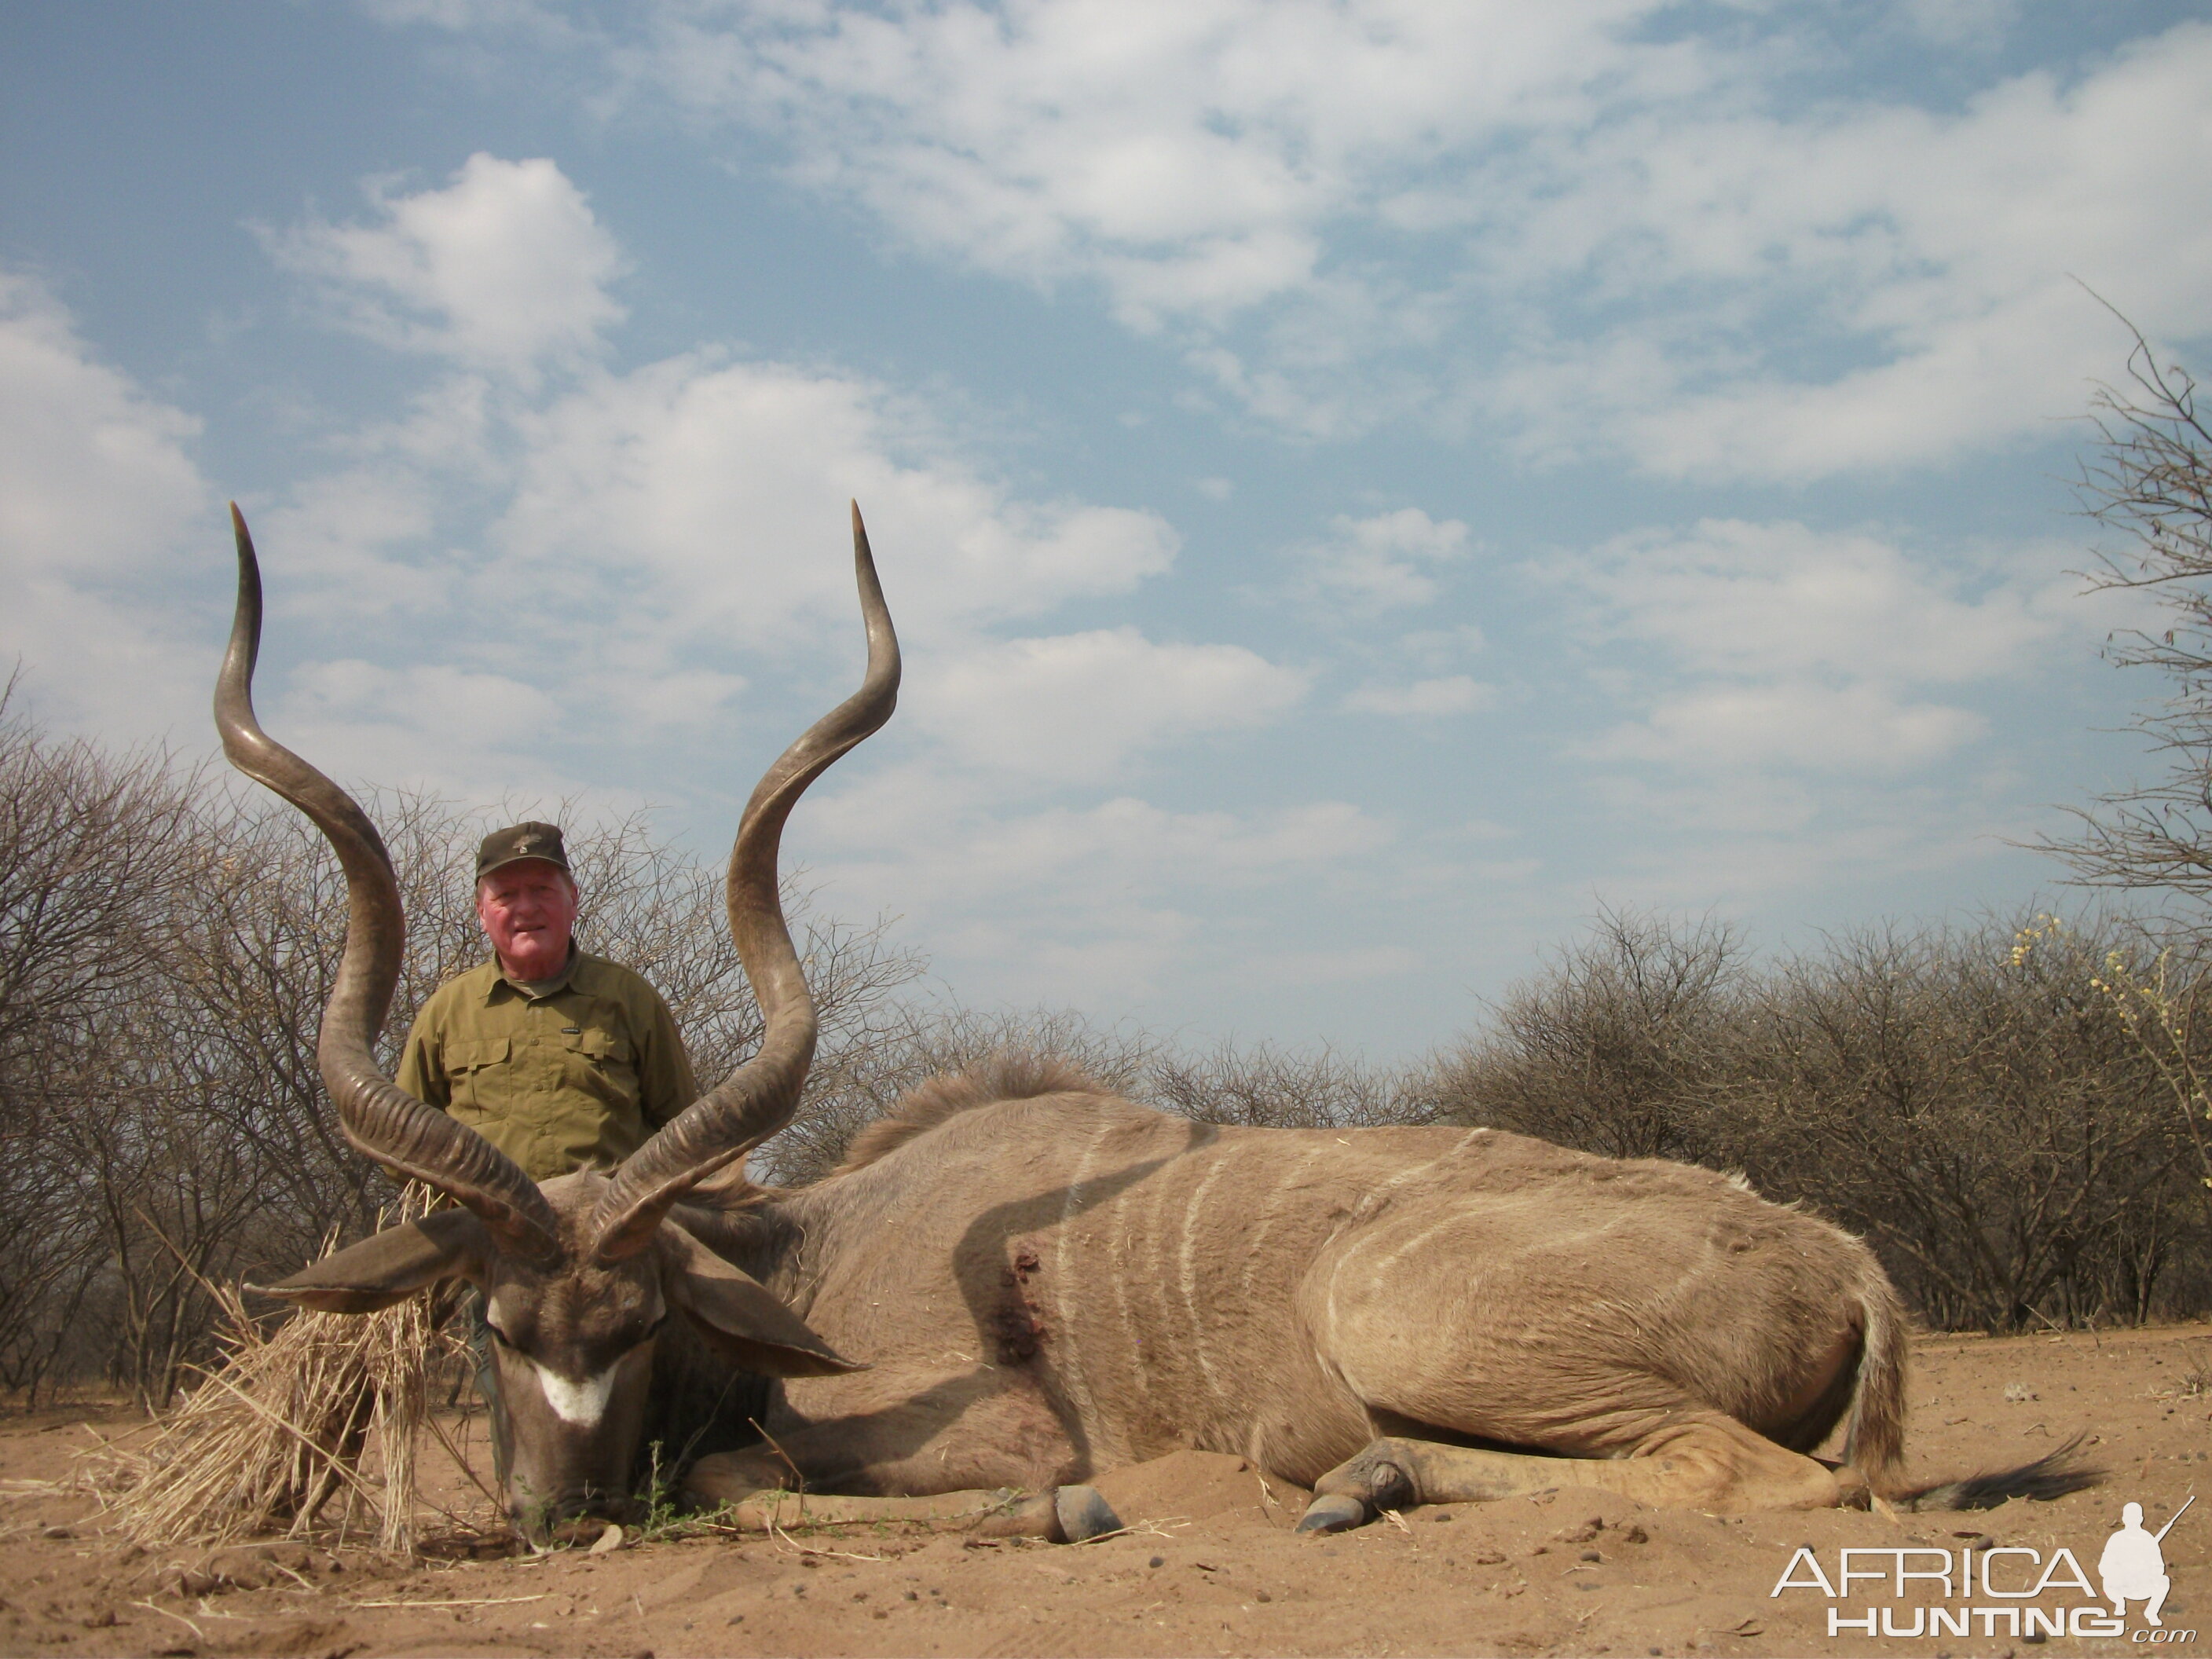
[222,507,2090,1541]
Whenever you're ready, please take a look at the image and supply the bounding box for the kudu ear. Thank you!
[660,1222,866,1379]
[258,1209,489,1313]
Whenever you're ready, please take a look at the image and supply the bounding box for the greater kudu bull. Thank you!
[221,504,2086,1543]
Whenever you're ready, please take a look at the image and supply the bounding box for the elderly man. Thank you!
[397,822,701,1495]
[397,822,699,1180]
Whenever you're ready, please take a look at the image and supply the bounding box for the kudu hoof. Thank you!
[972,1485,1122,1542]
[1827,1461,1873,1510]
[1299,1442,1415,1533]
[1053,1485,1122,1543]
[1295,1493,1369,1533]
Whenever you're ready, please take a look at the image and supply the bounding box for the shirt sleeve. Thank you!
[636,986,701,1130]
[394,1001,449,1108]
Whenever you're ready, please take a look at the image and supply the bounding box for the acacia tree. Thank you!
[0,690,203,1403]
[0,693,936,1405]
[1434,907,1742,1163]
[2037,322,2212,902]
[1437,909,2208,1331]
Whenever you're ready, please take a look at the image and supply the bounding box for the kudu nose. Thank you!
[512,1482,641,1547]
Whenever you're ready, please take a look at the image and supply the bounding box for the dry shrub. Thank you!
[2034,323,2212,906]
[0,695,926,1405]
[1440,908,2212,1333]
[2177,1341,2212,1399]
[90,1188,478,1556]
[1436,907,1740,1162]
[1151,1038,1441,1130]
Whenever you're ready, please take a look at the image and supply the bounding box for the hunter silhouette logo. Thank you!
[2105,1496,2191,1628]
[1771,1492,2196,1641]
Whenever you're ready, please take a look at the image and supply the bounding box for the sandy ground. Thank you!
[1,1323,2207,1658]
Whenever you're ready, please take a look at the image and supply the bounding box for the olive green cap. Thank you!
[475,821,571,881]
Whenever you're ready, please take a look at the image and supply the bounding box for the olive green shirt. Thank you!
[395,951,700,1182]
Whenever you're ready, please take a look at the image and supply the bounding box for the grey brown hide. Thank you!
[678,1060,1917,1524]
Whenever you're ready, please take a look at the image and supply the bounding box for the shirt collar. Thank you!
[485,944,582,1002]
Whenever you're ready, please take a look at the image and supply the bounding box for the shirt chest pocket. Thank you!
[562,1028,639,1104]
[444,1036,511,1117]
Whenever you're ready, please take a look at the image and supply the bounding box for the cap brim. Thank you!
[477,854,573,880]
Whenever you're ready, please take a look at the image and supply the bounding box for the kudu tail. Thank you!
[1841,1269,2100,1510]
[1839,1269,1909,1497]
[1898,1436,2101,1511]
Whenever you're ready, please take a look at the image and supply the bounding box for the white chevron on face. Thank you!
[529,1357,622,1426]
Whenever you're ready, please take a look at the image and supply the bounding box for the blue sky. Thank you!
[3,1,2207,1058]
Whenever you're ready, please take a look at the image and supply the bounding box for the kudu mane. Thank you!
[830,1053,1109,1177]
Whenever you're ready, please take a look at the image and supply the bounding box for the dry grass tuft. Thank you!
[2177,1340,2212,1399]
[88,1185,479,1556]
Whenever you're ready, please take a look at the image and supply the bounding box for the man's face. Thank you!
[477,860,580,976]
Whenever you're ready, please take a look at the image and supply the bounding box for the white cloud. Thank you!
[252,455,452,621]
[1292,507,1470,613]
[573,666,749,739]
[803,764,1396,1003]
[288,658,558,745]
[1586,682,1986,772]
[0,271,204,577]
[268,152,628,378]
[1573,760,2046,907]
[936,793,1390,890]
[628,0,1642,325]
[240,159,1187,771]
[1491,25,2212,478]
[389,2,1691,377]
[260,656,595,802]
[1344,675,1493,717]
[491,350,1181,652]
[1545,518,2086,775]
[1891,0,2020,48]
[1397,624,1489,670]
[1247,944,1420,988]
[0,269,212,738]
[357,0,557,24]
[1556,518,2059,684]
[425,4,2212,474]
[914,626,1309,782]
[672,0,1674,357]
[244,339,1194,773]
[213,146,1372,1033]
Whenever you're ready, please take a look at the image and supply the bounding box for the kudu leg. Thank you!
[683,1388,1120,1542]
[1296,1412,1847,1532]
[701,1485,1120,1542]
